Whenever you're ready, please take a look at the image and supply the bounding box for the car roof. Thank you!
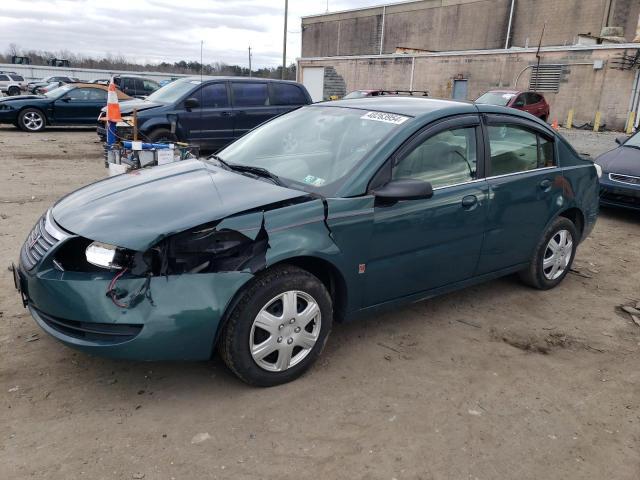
[322,96,475,117]
[68,83,133,100]
[178,75,304,85]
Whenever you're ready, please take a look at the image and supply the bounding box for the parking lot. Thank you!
[0,125,639,479]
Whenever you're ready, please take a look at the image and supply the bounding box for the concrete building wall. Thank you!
[299,46,638,130]
[302,0,640,57]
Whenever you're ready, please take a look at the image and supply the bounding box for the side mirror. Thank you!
[184,97,199,110]
[615,136,628,145]
[372,179,433,201]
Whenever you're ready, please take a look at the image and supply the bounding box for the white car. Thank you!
[0,72,27,96]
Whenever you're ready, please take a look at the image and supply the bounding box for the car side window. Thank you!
[393,127,478,188]
[513,94,526,107]
[488,124,555,176]
[232,82,269,107]
[85,88,108,101]
[143,80,157,92]
[272,83,306,105]
[197,83,229,108]
[0,75,9,81]
[64,88,89,100]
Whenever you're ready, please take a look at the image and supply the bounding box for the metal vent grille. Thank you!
[20,212,67,270]
[610,172,640,186]
[529,65,562,93]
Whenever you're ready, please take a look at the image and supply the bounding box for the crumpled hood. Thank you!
[100,98,162,115]
[52,159,308,251]
[596,146,640,176]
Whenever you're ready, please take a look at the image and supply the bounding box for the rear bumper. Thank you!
[599,174,640,210]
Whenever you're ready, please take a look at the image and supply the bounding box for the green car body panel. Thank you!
[15,98,599,361]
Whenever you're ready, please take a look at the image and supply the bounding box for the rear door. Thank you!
[178,81,234,148]
[230,81,279,138]
[476,114,562,274]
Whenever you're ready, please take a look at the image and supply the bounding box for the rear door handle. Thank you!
[461,195,478,209]
[221,111,233,117]
[539,179,552,191]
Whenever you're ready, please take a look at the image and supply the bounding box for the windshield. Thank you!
[146,78,199,103]
[216,105,410,194]
[624,131,640,148]
[343,91,371,99]
[475,92,516,106]
[44,84,74,99]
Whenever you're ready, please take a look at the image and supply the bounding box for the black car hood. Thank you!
[596,146,640,176]
[0,94,46,102]
[100,98,163,114]
[52,159,308,251]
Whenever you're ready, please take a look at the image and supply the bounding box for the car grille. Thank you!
[20,211,68,270]
[34,308,143,344]
[609,173,640,186]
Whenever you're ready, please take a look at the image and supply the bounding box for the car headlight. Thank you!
[594,163,603,178]
[85,242,128,269]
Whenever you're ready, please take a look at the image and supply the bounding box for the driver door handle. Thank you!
[539,179,552,192]
[461,195,478,209]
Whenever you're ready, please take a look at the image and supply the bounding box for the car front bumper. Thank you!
[14,258,253,361]
[599,173,640,210]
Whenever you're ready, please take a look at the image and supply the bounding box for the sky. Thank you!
[0,0,381,68]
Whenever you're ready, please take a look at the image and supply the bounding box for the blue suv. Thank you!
[98,76,312,150]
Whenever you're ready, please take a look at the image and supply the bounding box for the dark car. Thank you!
[112,75,160,98]
[476,90,550,121]
[595,132,640,210]
[27,76,79,93]
[0,83,131,132]
[15,97,599,386]
[97,76,313,150]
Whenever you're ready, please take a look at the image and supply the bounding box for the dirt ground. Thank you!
[1,124,639,480]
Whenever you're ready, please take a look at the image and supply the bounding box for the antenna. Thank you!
[534,23,546,92]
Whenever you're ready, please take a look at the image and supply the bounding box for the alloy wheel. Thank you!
[542,229,573,280]
[249,290,322,372]
[23,112,44,131]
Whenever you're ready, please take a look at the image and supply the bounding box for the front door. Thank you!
[178,82,234,148]
[476,114,563,273]
[53,87,107,124]
[364,115,488,307]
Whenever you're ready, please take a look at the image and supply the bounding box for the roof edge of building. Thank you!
[298,43,640,61]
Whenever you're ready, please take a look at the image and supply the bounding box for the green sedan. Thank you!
[14,97,599,386]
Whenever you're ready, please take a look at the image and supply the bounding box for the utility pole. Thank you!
[248,46,252,77]
[282,0,288,79]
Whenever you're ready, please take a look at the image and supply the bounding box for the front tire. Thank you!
[18,108,46,132]
[519,217,578,290]
[146,128,178,144]
[218,265,333,387]
[8,86,20,96]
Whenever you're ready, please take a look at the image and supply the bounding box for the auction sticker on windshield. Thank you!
[361,111,409,125]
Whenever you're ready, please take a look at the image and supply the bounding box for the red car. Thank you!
[475,90,550,121]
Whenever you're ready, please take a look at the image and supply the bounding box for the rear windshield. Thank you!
[475,92,516,106]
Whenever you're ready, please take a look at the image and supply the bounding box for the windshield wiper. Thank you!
[229,164,284,186]
[208,154,233,170]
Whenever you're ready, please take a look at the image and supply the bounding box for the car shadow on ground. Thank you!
[599,206,639,224]
[44,274,520,398]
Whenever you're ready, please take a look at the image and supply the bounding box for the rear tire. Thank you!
[146,128,177,144]
[218,265,333,387]
[519,217,578,290]
[18,108,46,132]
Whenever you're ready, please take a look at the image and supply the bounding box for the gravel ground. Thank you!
[0,125,639,480]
